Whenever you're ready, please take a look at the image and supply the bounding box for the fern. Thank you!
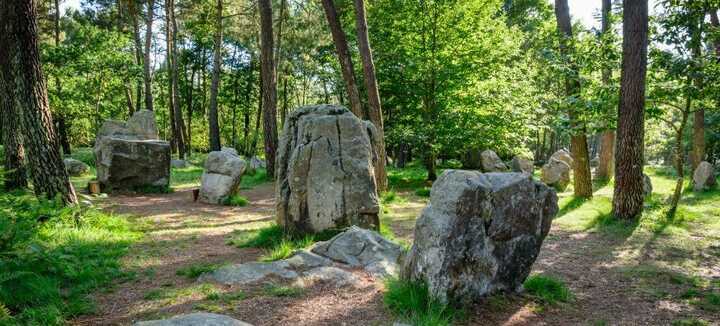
[0,302,11,321]
[0,271,34,285]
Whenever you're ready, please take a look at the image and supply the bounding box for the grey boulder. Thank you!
[510,156,534,174]
[171,159,188,169]
[643,174,653,197]
[134,313,252,326]
[541,158,571,191]
[221,147,239,156]
[63,158,90,176]
[275,105,380,234]
[94,110,170,191]
[550,149,573,167]
[311,226,403,278]
[403,170,558,304]
[294,266,362,288]
[199,151,246,204]
[693,161,717,191]
[480,150,508,172]
[199,260,298,285]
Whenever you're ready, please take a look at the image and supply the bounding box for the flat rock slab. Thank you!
[294,266,362,288]
[311,226,403,278]
[200,261,298,285]
[134,313,252,326]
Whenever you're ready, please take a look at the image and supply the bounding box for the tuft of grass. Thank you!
[229,224,340,262]
[176,263,219,279]
[383,277,460,326]
[143,283,220,304]
[223,194,249,207]
[523,274,572,304]
[414,187,431,197]
[672,318,710,326]
[262,284,305,297]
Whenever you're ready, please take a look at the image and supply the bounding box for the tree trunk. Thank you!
[320,0,364,118]
[0,39,28,190]
[554,0,593,198]
[128,0,144,111]
[186,64,196,153]
[690,23,704,172]
[57,117,71,155]
[353,0,387,191]
[207,0,222,151]
[167,0,186,159]
[2,0,76,204]
[143,0,154,111]
[259,0,278,179]
[596,0,614,180]
[668,97,691,217]
[613,0,648,220]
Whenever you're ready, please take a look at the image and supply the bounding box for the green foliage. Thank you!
[239,169,269,189]
[175,263,219,279]
[68,147,95,167]
[387,164,432,190]
[383,277,460,326]
[171,165,204,188]
[672,318,710,326]
[523,274,572,304]
[223,195,249,207]
[0,191,140,325]
[414,187,431,198]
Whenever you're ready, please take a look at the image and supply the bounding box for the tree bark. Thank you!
[321,0,364,118]
[353,0,387,191]
[596,0,614,180]
[668,95,691,217]
[208,0,223,151]
[259,0,278,179]
[0,34,28,190]
[554,0,593,198]
[143,0,155,111]
[690,19,704,172]
[613,0,648,220]
[127,0,144,111]
[2,0,77,204]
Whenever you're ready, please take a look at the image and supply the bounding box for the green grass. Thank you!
[414,187,431,197]
[262,284,305,297]
[523,274,572,304]
[228,224,341,262]
[383,277,461,326]
[239,168,270,189]
[68,147,96,167]
[175,263,219,279]
[223,194,249,207]
[171,165,204,188]
[387,163,433,190]
[143,283,220,303]
[672,318,710,326]
[0,190,141,325]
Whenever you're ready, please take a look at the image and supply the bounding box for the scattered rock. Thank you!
[550,149,573,167]
[643,174,653,197]
[693,161,717,191]
[480,150,508,172]
[403,170,558,304]
[63,158,89,176]
[94,110,170,191]
[276,105,380,234]
[250,156,266,170]
[541,158,571,191]
[200,261,298,285]
[199,151,246,204]
[221,147,239,156]
[462,149,482,169]
[134,312,252,326]
[171,159,188,169]
[510,156,534,174]
[311,226,403,278]
[295,266,361,288]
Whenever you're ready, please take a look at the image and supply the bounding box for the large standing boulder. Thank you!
[94,110,170,191]
[403,170,558,304]
[541,158,571,191]
[63,158,90,176]
[693,161,717,191]
[199,151,246,204]
[275,105,380,234]
[550,149,573,168]
[510,156,534,174]
[480,150,508,172]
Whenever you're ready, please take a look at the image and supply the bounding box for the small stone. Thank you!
[134,312,252,326]
[480,150,508,172]
[63,158,90,176]
[550,149,573,167]
[199,151,246,204]
[510,156,534,174]
[693,161,717,191]
[171,159,188,169]
[541,158,571,191]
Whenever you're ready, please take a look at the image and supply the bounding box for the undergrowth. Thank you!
[0,190,140,325]
[223,194,249,207]
[228,224,340,261]
[523,274,572,304]
[383,277,461,326]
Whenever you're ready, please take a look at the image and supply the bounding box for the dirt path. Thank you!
[73,186,719,326]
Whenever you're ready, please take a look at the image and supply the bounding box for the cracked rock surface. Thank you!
[275,105,380,234]
[403,170,558,304]
[134,312,252,326]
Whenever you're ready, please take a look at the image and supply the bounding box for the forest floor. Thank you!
[68,162,720,326]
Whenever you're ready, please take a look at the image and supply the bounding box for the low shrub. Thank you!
[523,274,572,304]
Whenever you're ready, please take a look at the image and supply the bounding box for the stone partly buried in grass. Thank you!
[275,105,381,234]
[402,170,559,304]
